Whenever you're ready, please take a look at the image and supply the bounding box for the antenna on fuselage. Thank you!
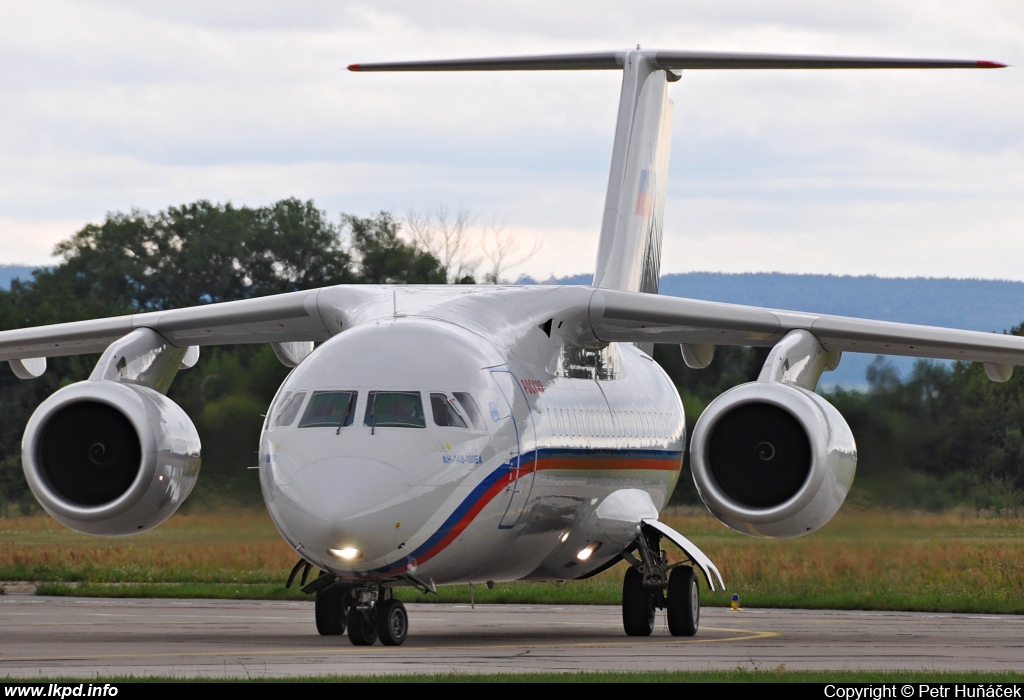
[349,51,1003,295]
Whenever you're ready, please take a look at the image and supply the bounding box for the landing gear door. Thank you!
[489,369,537,529]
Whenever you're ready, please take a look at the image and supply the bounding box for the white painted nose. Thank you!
[293,456,405,517]
[281,456,413,565]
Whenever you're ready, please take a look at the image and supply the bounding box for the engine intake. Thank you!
[690,381,856,538]
[22,380,200,535]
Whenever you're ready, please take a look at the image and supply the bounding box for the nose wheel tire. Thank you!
[346,608,378,646]
[314,585,346,636]
[667,565,699,636]
[376,598,409,646]
[621,566,655,636]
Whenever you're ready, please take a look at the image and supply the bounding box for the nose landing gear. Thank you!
[342,588,408,646]
[298,567,409,647]
[376,597,409,646]
[314,581,347,636]
[346,605,379,646]
[621,527,700,637]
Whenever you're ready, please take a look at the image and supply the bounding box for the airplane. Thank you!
[1,49,1019,647]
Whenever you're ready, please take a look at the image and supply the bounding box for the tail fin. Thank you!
[350,50,1003,294]
[593,52,673,294]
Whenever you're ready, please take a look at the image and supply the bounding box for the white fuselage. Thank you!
[258,285,684,586]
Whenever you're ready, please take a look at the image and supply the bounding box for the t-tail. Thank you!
[349,50,1003,295]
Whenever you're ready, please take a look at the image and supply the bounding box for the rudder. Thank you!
[593,52,674,295]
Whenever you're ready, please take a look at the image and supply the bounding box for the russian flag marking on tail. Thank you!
[635,169,655,217]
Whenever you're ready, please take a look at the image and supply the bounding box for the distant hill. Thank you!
[0,265,34,290]
[517,272,1024,387]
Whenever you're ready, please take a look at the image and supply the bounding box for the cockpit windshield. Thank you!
[430,393,468,429]
[453,392,485,430]
[272,391,306,428]
[364,391,426,429]
[298,391,357,428]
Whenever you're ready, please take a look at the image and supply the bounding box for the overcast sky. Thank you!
[2,1,1022,281]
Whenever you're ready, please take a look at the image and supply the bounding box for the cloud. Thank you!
[1,1,1021,278]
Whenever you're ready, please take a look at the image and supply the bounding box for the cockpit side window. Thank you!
[430,393,469,429]
[364,391,426,429]
[273,391,307,428]
[298,391,358,428]
[453,392,485,430]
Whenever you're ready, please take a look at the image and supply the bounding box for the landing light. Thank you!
[559,532,570,543]
[330,547,360,560]
[577,543,599,561]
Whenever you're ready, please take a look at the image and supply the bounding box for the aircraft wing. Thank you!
[0,289,332,363]
[3,283,1023,370]
[587,288,1024,367]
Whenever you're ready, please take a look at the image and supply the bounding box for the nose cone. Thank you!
[259,317,506,575]
[268,456,417,568]
[294,456,405,517]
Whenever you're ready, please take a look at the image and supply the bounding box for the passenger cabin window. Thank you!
[364,391,426,429]
[431,393,468,429]
[273,391,306,427]
[453,392,485,430]
[298,391,357,428]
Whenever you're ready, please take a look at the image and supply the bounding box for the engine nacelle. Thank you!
[689,381,856,538]
[22,380,201,536]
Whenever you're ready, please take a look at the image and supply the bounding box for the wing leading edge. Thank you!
[586,288,1024,368]
[0,289,332,363]
[2,285,1022,376]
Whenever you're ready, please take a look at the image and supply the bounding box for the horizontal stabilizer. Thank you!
[648,51,1004,70]
[349,52,624,72]
[349,50,1005,73]
[350,48,1004,322]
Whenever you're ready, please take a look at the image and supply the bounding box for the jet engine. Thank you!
[22,380,201,536]
[689,381,856,538]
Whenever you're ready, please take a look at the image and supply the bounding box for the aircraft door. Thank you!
[489,369,537,529]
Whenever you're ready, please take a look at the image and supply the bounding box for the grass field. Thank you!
[3,506,1024,614]
[24,671,1024,683]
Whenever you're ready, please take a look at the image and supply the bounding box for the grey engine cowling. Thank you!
[22,380,200,535]
[689,381,856,538]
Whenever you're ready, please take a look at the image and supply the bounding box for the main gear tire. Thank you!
[667,565,699,637]
[347,607,378,646]
[622,566,655,636]
[376,598,409,646]
[314,584,346,636]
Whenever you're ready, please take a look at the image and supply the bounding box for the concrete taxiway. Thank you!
[0,596,1022,678]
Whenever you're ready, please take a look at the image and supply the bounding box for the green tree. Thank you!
[344,212,446,284]
[50,199,356,312]
[0,201,450,512]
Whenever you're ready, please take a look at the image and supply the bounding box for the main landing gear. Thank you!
[288,562,410,646]
[621,526,699,637]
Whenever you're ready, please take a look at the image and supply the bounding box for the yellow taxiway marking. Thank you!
[0,627,779,663]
